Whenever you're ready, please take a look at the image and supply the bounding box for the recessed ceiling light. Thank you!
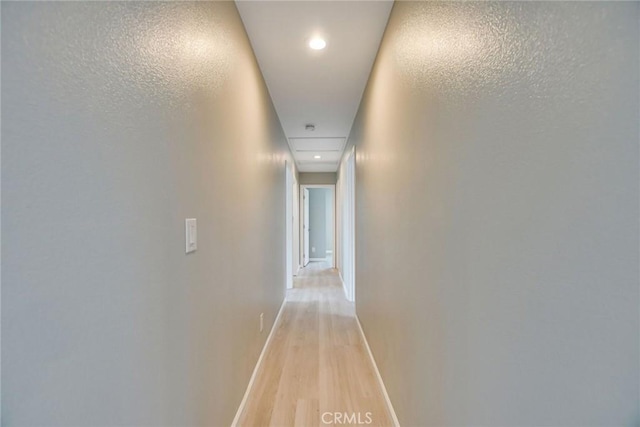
[309,38,326,50]
[314,155,322,159]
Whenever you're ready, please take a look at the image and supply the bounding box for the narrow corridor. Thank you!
[237,261,393,427]
[2,1,638,425]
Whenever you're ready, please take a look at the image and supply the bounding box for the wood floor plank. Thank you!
[237,260,393,427]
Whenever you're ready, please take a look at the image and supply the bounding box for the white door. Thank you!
[303,188,310,266]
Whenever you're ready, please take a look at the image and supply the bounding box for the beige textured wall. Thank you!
[349,2,639,426]
[299,172,337,185]
[2,2,291,425]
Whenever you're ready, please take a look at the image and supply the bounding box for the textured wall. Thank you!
[349,2,639,426]
[299,172,337,185]
[2,2,291,425]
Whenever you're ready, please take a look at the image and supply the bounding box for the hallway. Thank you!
[2,1,638,425]
[237,261,393,427]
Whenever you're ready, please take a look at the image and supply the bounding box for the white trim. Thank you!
[355,316,401,427]
[309,257,326,262]
[301,184,336,189]
[292,167,300,283]
[231,299,287,427]
[335,147,356,302]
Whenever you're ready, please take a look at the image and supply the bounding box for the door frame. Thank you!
[344,149,356,301]
[300,184,336,269]
[292,172,300,276]
[303,187,310,267]
[336,146,356,302]
[285,162,294,289]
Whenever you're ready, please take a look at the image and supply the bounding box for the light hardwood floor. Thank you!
[237,260,394,427]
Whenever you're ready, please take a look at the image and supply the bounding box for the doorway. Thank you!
[303,187,310,267]
[300,185,335,269]
[337,147,356,302]
[285,163,294,289]
[292,172,300,277]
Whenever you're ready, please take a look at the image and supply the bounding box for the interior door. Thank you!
[303,188,310,266]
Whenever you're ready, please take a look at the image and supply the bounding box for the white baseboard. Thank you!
[230,299,287,427]
[309,257,326,262]
[355,316,401,427]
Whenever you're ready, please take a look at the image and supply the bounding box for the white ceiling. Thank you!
[236,1,393,172]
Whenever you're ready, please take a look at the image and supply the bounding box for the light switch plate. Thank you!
[185,218,197,253]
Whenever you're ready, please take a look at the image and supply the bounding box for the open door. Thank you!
[303,187,310,266]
